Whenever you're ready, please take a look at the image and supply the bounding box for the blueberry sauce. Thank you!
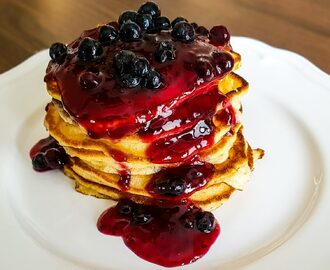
[147,161,215,199]
[30,136,68,171]
[118,166,131,191]
[44,28,235,165]
[97,199,220,267]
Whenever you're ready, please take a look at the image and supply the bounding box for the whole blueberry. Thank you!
[113,50,136,74]
[135,13,153,30]
[152,175,187,196]
[78,37,103,62]
[171,17,187,28]
[196,26,209,36]
[132,207,152,225]
[118,11,137,25]
[209,25,230,45]
[138,1,161,18]
[212,51,234,75]
[196,211,216,233]
[145,69,161,89]
[171,22,195,43]
[49,42,67,63]
[119,21,142,42]
[116,200,133,215]
[132,57,150,77]
[32,153,48,171]
[193,59,213,80]
[98,25,118,44]
[154,41,176,63]
[190,22,198,29]
[154,16,171,31]
[120,74,141,88]
[44,148,68,169]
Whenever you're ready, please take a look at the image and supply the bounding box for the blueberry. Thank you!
[154,41,176,63]
[190,22,198,29]
[196,26,209,36]
[116,200,133,215]
[180,213,195,229]
[138,1,161,18]
[212,52,234,75]
[44,148,68,169]
[78,37,103,62]
[119,21,142,42]
[154,16,171,31]
[118,11,137,25]
[145,69,161,89]
[152,175,186,196]
[32,153,48,171]
[209,25,230,45]
[79,71,102,89]
[171,17,187,28]
[132,57,150,77]
[113,50,135,74]
[196,211,216,233]
[132,207,152,225]
[49,42,67,63]
[171,22,195,43]
[120,74,141,88]
[135,13,153,30]
[193,59,213,80]
[98,25,118,44]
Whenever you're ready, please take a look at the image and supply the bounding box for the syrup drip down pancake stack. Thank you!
[30,2,263,267]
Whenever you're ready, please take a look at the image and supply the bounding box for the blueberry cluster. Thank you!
[32,138,68,171]
[180,211,216,233]
[47,2,232,89]
[113,50,161,89]
[152,175,187,196]
[116,200,152,225]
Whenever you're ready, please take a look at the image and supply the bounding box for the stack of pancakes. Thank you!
[45,75,263,210]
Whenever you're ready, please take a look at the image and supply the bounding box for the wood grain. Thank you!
[0,0,329,73]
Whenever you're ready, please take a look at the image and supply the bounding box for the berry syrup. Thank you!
[97,199,220,267]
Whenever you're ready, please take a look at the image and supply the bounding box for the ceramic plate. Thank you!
[0,37,329,270]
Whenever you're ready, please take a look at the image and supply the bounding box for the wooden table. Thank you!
[0,0,329,73]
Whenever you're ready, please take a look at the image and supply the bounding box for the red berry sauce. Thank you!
[97,199,220,267]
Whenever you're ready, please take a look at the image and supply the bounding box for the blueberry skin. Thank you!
[32,153,48,171]
[49,42,67,63]
[171,17,188,28]
[78,37,103,62]
[118,11,138,25]
[138,1,161,18]
[120,74,141,88]
[44,148,68,169]
[98,25,118,44]
[119,21,142,42]
[154,41,176,63]
[171,22,195,43]
[154,16,171,31]
[132,57,150,77]
[132,207,152,225]
[135,13,153,30]
[196,211,216,233]
[116,200,133,215]
[113,50,135,74]
[145,69,161,89]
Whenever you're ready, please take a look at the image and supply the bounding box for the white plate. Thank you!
[0,37,329,270]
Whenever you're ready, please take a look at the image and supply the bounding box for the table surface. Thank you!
[0,0,329,74]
